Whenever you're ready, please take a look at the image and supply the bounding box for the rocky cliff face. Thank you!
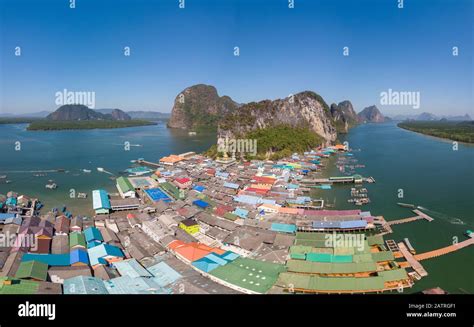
[47,105,130,121]
[357,105,385,123]
[330,100,359,133]
[167,84,238,130]
[219,91,337,142]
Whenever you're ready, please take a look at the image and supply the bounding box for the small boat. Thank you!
[97,167,105,172]
[45,183,57,189]
[0,175,7,179]
[82,169,91,173]
[404,238,416,254]
[188,131,197,136]
[397,202,416,209]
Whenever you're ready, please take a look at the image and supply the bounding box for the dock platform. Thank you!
[398,242,428,277]
[412,209,434,222]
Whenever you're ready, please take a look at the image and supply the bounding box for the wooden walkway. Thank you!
[387,210,434,226]
[398,242,428,277]
[387,216,423,226]
[414,238,474,261]
[412,209,434,222]
[137,159,161,168]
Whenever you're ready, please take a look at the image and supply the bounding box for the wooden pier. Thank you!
[137,159,161,168]
[412,209,434,222]
[387,216,423,226]
[398,242,428,277]
[387,210,434,226]
[414,238,474,261]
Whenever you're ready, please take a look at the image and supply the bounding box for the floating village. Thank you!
[0,145,473,294]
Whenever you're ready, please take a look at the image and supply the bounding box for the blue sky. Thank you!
[0,0,472,116]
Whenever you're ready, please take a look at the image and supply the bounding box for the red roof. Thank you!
[245,187,268,195]
[206,169,216,175]
[175,177,191,184]
[214,205,234,217]
[252,176,276,184]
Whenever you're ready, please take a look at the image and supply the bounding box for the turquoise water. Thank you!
[0,122,472,293]
[313,122,474,293]
[0,122,215,214]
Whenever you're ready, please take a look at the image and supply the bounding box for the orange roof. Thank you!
[250,183,273,190]
[278,207,300,214]
[334,144,346,150]
[160,155,184,163]
[168,240,186,250]
[173,242,225,262]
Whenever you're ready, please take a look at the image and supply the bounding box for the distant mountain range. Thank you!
[389,112,472,121]
[1,109,170,120]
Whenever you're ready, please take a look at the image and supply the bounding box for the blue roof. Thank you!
[104,276,171,294]
[220,251,240,261]
[215,171,229,178]
[270,223,297,234]
[64,276,108,294]
[193,199,209,208]
[312,220,367,229]
[92,189,111,210]
[340,220,367,229]
[146,262,182,287]
[87,240,102,249]
[193,185,205,192]
[70,249,89,265]
[223,182,239,189]
[84,227,104,243]
[6,197,17,206]
[22,253,70,266]
[233,208,249,218]
[88,243,124,266]
[114,258,153,278]
[192,250,240,273]
[0,213,16,221]
[192,256,221,273]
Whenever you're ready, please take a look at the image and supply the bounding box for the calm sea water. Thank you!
[0,122,472,293]
[313,122,474,293]
[0,122,215,214]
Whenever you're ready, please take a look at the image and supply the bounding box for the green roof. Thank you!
[117,176,134,193]
[223,212,238,221]
[15,261,48,281]
[306,253,353,263]
[367,234,384,246]
[371,251,395,262]
[286,259,377,274]
[0,277,40,294]
[160,182,180,199]
[70,232,86,248]
[378,269,408,282]
[209,257,286,294]
[277,273,385,292]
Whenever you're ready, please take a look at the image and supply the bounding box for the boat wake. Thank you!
[417,206,467,226]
